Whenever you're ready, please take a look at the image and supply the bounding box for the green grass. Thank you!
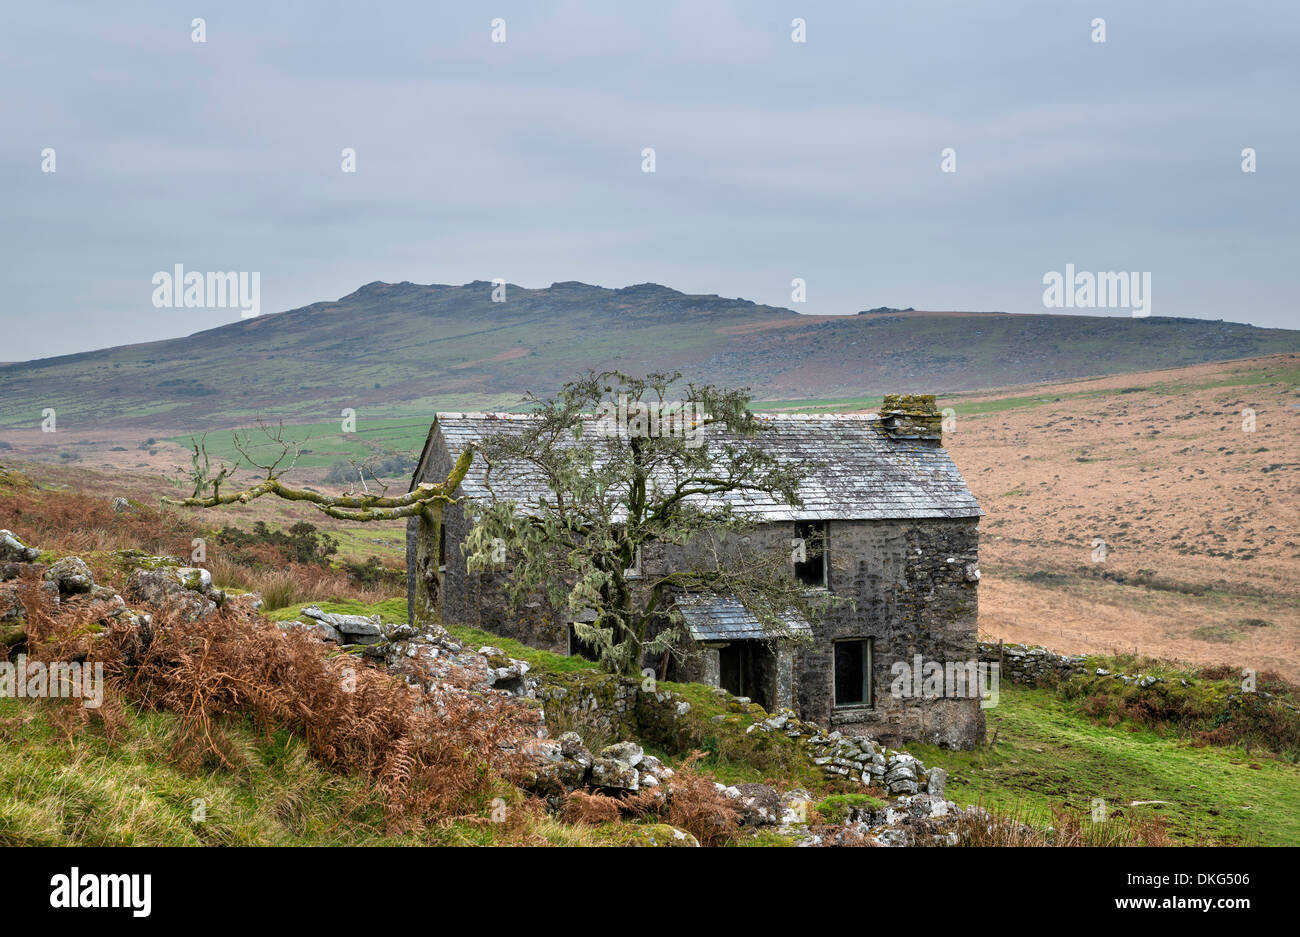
[753,395,882,413]
[263,596,409,623]
[909,683,1300,846]
[0,696,409,845]
[814,792,886,823]
[165,417,433,472]
[330,525,408,561]
[263,598,602,675]
[445,625,602,674]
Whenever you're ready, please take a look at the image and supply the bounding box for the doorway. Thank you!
[718,641,775,710]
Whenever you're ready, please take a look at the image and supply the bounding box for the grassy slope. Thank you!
[0,696,618,846]
[0,696,415,846]
[7,593,1298,844]
[910,684,1300,846]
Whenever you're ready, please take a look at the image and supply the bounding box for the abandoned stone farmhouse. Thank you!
[406,397,986,748]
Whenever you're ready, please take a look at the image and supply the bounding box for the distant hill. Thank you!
[1,280,1298,432]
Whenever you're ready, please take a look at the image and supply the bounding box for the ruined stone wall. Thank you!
[646,518,982,747]
[977,641,1088,685]
[783,517,983,749]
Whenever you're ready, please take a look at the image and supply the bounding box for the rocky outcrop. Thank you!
[2,536,71,625]
[126,566,226,621]
[44,557,95,595]
[0,530,40,564]
[0,543,157,661]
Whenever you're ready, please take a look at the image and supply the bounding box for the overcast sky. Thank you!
[1,0,1296,361]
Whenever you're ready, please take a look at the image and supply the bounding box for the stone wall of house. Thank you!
[782,516,983,749]
[408,433,571,652]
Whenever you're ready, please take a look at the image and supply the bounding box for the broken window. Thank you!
[792,520,828,587]
[834,638,872,708]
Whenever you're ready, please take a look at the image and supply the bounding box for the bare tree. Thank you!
[163,422,472,624]
[464,370,831,675]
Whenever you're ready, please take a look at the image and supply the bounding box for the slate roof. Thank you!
[675,593,813,642]
[419,411,981,521]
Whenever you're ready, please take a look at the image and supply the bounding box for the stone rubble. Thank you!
[526,733,675,801]
[980,641,1087,683]
[125,565,227,621]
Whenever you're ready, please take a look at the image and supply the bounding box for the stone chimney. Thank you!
[877,393,943,442]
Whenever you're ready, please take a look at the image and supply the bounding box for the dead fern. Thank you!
[19,584,533,831]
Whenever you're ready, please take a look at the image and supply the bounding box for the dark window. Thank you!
[438,521,447,570]
[834,638,872,707]
[793,520,827,587]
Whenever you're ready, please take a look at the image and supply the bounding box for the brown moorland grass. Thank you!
[0,472,401,606]
[934,354,1300,680]
[0,478,197,561]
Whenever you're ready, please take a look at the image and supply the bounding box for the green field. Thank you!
[911,684,1300,846]
[167,417,433,472]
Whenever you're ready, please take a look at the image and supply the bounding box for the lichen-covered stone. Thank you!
[0,584,24,622]
[599,741,644,768]
[300,605,382,642]
[732,783,782,826]
[589,757,639,791]
[45,556,94,594]
[111,550,184,572]
[125,567,219,620]
[0,530,39,564]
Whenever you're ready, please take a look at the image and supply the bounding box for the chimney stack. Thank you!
[877,394,943,442]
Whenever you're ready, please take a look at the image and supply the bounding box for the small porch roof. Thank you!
[675,593,813,642]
